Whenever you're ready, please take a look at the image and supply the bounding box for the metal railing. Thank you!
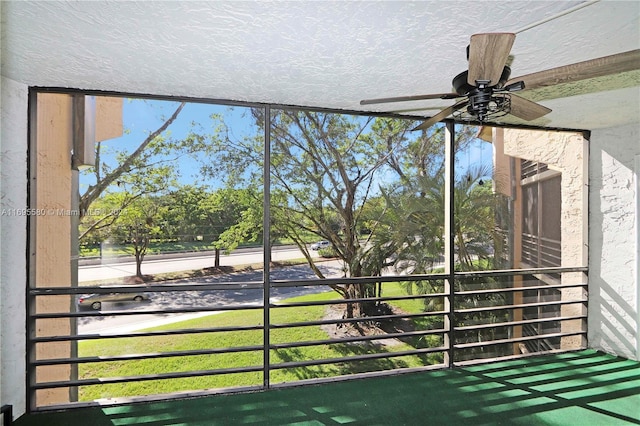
[27,266,588,410]
[521,233,562,268]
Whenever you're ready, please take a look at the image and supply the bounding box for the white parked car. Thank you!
[78,292,148,310]
[310,240,331,250]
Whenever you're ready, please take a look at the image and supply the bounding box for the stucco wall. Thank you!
[500,127,589,350]
[501,128,589,269]
[0,76,28,415]
[589,123,639,361]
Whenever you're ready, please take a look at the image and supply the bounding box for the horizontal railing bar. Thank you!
[272,293,447,308]
[270,363,446,391]
[452,266,587,279]
[452,348,575,368]
[270,273,448,287]
[30,281,264,295]
[270,346,446,370]
[270,363,445,391]
[271,311,447,329]
[454,282,586,296]
[30,384,267,413]
[32,304,264,319]
[454,315,586,332]
[453,331,586,350]
[270,329,446,350]
[32,365,265,390]
[29,267,588,297]
[31,324,264,343]
[33,345,264,366]
[270,266,587,288]
[521,232,560,244]
[455,299,587,314]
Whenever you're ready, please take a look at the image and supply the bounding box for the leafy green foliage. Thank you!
[108,194,168,276]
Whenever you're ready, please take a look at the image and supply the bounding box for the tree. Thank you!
[164,185,213,242]
[79,100,211,245]
[453,164,505,271]
[381,159,512,359]
[110,195,167,278]
[199,108,485,320]
[80,164,175,242]
[383,162,507,272]
[205,109,425,318]
[165,185,263,267]
[202,188,261,267]
[80,102,184,218]
[268,111,419,317]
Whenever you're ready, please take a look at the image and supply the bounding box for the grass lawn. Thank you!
[78,284,444,401]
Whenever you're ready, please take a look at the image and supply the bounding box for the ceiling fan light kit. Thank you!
[360,32,640,131]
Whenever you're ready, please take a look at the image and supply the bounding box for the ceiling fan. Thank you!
[360,33,640,131]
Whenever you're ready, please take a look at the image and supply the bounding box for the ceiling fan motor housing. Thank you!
[452,65,512,94]
[452,66,513,121]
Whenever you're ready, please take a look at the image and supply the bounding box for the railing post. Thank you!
[263,105,272,389]
[444,121,456,368]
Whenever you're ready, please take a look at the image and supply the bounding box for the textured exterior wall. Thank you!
[501,127,588,350]
[589,124,639,360]
[0,76,29,416]
[95,97,123,142]
[502,128,588,269]
[33,93,74,406]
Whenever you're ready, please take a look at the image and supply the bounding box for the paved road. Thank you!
[77,261,344,335]
[79,246,323,282]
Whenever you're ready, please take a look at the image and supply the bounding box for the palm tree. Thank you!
[378,160,511,358]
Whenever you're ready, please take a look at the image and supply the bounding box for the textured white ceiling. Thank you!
[2,0,639,130]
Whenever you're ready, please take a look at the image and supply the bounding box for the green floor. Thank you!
[16,350,640,425]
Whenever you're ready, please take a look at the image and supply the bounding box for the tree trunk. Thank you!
[135,252,143,277]
[133,234,148,278]
[214,247,221,268]
[344,284,363,319]
[342,282,378,319]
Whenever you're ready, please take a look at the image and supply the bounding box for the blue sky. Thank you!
[80,98,257,193]
[80,97,492,196]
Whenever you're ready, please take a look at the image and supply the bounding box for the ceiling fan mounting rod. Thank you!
[475,79,492,89]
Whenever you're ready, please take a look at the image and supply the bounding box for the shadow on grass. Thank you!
[271,343,414,381]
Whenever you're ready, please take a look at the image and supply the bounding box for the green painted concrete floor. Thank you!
[15,350,640,425]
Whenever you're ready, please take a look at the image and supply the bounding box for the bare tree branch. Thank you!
[79,102,186,217]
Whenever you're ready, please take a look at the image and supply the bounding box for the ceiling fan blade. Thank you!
[412,100,468,131]
[507,49,640,91]
[509,94,551,121]
[360,92,461,105]
[467,33,516,86]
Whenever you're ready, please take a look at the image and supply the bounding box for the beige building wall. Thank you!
[490,129,524,354]
[494,127,588,350]
[96,97,124,142]
[33,93,75,406]
[32,94,122,407]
